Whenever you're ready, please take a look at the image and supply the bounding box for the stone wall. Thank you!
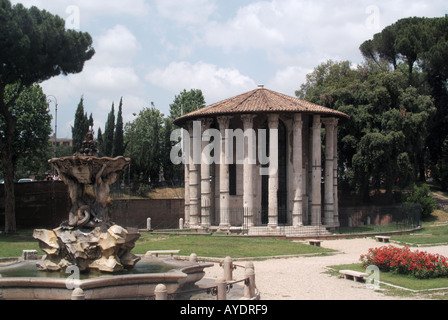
[0,181,70,229]
[1,182,417,230]
[0,182,183,230]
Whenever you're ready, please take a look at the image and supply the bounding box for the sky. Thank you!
[10,0,448,139]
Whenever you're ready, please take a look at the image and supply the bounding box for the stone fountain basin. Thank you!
[0,257,213,300]
[49,156,130,184]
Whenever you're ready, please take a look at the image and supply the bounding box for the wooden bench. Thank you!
[375,236,391,243]
[339,270,369,282]
[145,250,180,258]
[309,240,322,247]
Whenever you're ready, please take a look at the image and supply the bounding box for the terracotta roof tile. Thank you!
[174,87,350,125]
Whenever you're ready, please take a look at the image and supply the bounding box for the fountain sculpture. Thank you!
[0,131,212,300]
[33,131,140,273]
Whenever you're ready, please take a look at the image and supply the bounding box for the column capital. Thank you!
[293,114,303,130]
[201,118,214,133]
[312,115,321,130]
[241,114,256,128]
[217,116,232,130]
[268,113,279,129]
[321,117,338,128]
[184,121,194,132]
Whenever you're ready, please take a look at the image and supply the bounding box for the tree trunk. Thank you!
[0,90,18,234]
[1,146,16,234]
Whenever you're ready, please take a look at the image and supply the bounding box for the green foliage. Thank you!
[0,0,94,88]
[0,84,52,175]
[360,16,448,190]
[405,184,437,219]
[71,97,92,153]
[102,103,115,157]
[169,89,206,120]
[299,59,435,198]
[0,0,94,232]
[125,103,164,184]
[113,98,125,157]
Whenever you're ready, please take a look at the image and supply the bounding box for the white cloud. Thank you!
[146,61,257,104]
[154,0,217,26]
[267,65,312,96]
[11,0,150,18]
[41,24,147,137]
[94,25,140,66]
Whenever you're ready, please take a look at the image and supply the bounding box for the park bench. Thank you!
[22,250,38,261]
[309,240,322,247]
[339,270,369,282]
[375,236,391,243]
[145,250,180,258]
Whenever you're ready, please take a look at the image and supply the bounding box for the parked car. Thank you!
[18,178,36,183]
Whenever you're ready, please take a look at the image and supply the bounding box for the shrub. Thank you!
[405,184,436,219]
[360,246,448,279]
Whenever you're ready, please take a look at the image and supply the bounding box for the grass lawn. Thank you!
[133,234,335,258]
[0,230,42,258]
[0,230,335,259]
[391,225,448,246]
[329,263,448,292]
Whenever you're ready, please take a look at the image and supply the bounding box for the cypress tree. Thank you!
[113,97,125,157]
[71,97,90,153]
[103,103,115,157]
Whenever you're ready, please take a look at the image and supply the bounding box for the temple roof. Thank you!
[174,86,350,126]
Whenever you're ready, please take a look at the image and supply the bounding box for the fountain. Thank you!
[0,131,212,300]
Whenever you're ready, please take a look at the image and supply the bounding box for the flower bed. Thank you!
[360,246,448,279]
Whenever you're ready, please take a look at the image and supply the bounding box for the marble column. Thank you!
[201,118,213,228]
[292,114,304,227]
[218,116,231,229]
[184,163,190,227]
[241,114,256,228]
[333,120,340,228]
[268,114,279,228]
[311,115,322,226]
[189,121,201,227]
[322,118,336,227]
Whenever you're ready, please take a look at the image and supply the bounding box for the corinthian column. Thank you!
[333,120,340,228]
[311,115,322,226]
[201,118,213,228]
[292,114,304,227]
[189,121,201,227]
[241,114,256,228]
[217,116,231,229]
[322,118,336,227]
[268,114,279,228]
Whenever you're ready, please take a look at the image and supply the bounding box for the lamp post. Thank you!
[47,95,58,159]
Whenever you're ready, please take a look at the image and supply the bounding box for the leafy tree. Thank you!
[0,0,94,233]
[169,89,206,120]
[360,16,448,188]
[405,184,436,219]
[1,84,52,177]
[125,103,164,185]
[298,61,435,200]
[103,103,115,157]
[113,97,125,157]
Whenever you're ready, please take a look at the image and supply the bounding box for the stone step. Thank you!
[247,225,332,237]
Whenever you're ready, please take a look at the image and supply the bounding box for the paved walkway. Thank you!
[202,237,448,300]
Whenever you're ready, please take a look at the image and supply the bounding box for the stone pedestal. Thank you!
[34,224,141,273]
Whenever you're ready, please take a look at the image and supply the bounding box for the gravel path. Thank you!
[202,237,448,300]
